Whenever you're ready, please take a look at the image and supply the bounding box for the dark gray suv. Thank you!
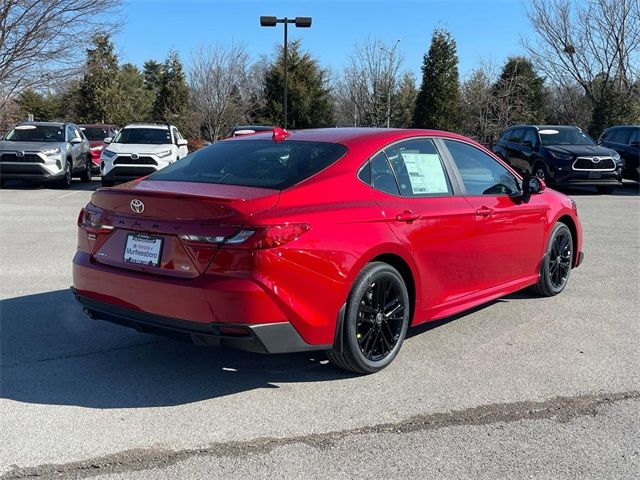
[0,121,91,188]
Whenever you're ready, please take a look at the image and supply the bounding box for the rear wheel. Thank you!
[596,186,615,194]
[532,223,573,297]
[326,262,410,374]
[79,155,92,183]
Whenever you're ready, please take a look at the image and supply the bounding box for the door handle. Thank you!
[395,211,421,223]
[475,207,494,217]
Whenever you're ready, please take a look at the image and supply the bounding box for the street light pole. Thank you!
[260,16,312,129]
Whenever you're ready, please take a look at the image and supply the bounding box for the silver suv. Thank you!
[0,121,91,188]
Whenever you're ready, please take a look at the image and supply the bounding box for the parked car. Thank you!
[100,123,188,187]
[493,125,623,194]
[79,124,119,174]
[0,121,91,188]
[226,125,275,138]
[598,125,639,181]
[73,127,583,374]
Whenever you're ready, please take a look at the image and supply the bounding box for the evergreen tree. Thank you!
[15,89,56,121]
[78,33,119,123]
[143,60,163,94]
[491,56,547,125]
[588,76,640,138]
[391,73,417,128]
[152,51,189,129]
[114,63,154,125]
[412,29,461,131]
[258,40,334,129]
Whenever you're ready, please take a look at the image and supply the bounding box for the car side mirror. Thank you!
[70,137,83,144]
[103,137,112,144]
[522,175,545,196]
[177,138,188,147]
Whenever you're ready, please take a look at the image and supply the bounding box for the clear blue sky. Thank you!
[114,0,532,80]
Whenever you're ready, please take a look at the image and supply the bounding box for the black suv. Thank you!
[598,125,639,181]
[493,125,623,194]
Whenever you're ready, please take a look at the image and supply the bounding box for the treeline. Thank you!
[8,0,640,144]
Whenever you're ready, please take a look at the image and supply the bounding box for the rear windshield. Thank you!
[148,140,348,190]
[4,125,64,142]
[114,128,171,145]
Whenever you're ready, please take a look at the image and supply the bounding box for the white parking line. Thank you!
[57,190,91,199]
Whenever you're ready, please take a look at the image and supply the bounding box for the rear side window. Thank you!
[148,140,348,190]
[384,139,452,196]
[371,152,400,196]
[444,140,520,196]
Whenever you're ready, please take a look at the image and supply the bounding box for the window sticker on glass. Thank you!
[400,153,449,194]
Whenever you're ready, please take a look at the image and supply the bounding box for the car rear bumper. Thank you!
[72,251,332,353]
[72,290,327,354]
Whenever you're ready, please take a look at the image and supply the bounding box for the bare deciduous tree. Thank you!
[523,0,640,102]
[335,38,404,127]
[188,44,258,141]
[0,0,122,121]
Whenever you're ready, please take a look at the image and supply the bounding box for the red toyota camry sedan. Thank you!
[72,128,583,373]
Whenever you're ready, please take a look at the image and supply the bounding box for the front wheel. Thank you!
[56,161,72,189]
[326,262,410,374]
[532,223,573,297]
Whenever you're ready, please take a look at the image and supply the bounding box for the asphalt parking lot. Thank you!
[1,179,638,479]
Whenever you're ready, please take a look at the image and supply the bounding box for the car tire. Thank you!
[596,186,615,194]
[531,222,573,297]
[79,155,92,183]
[101,178,114,187]
[326,262,410,374]
[56,161,72,189]
[533,162,549,182]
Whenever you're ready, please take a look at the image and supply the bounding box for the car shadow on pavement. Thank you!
[556,180,639,197]
[0,179,102,191]
[0,289,356,409]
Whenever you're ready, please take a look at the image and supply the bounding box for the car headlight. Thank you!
[156,149,172,158]
[612,152,621,162]
[102,149,117,158]
[90,145,104,152]
[548,151,573,161]
[42,147,61,156]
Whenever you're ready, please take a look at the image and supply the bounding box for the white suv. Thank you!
[100,123,188,186]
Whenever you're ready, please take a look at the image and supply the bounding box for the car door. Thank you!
[174,128,188,158]
[441,139,547,291]
[66,125,80,170]
[520,128,540,175]
[368,139,478,308]
[505,128,528,174]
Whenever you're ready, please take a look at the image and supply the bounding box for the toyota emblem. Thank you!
[591,157,600,163]
[130,199,144,214]
[15,151,24,157]
[131,153,139,160]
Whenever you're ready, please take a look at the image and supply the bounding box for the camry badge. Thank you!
[130,199,145,214]
[15,151,24,157]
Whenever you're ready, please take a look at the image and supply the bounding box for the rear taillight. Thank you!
[230,224,311,249]
[77,207,114,234]
[180,224,310,249]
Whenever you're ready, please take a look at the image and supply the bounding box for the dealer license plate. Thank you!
[123,234,163,267]
[588,171,602,179]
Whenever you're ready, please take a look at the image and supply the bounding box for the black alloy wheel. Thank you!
[57,161,72,189]
[327,262,410,374]
[532,223,573,297]
[533,163,548,182]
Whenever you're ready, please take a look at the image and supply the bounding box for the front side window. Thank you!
[610,128,630,145]
[629,128,639,145]
[384,139,452,196]
[66,126,75,142]
[444,140,520,196]
[508,129,525,144]
[114,128,172,145]
[81,127,109,141]
[4,125,64,142]
[148,140,347,190]
[523,129,538,146]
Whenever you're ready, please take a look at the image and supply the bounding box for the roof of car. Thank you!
[229,127,471,147]
[16,121,67,127]
[123,123,171,130]
[79,123,118,128]
[603,125,640,130]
